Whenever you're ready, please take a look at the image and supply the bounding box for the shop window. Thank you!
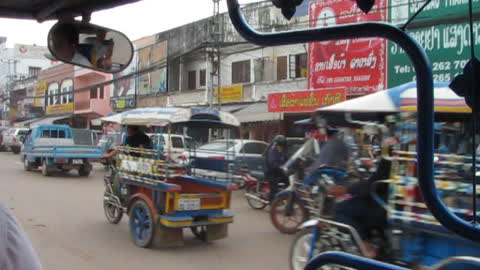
[254,58,274,82]
[90,88,98,99]
[277,56,287,80]
[232,60,251,84]
[188,70,197,90]
[289,53,307,78]
[199,69,206,87]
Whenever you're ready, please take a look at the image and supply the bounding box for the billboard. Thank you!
[308,0,387,96]
[214,85,243,103]
[33,81,47,107]
[268,88,346,113]
[137,40,168,95]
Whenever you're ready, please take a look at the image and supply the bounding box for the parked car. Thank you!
[3,127,29,154]
[20,124,103,176]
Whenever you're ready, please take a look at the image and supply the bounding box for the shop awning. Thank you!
[14,118,41,128]
[234,102,283,123]
[30,115,71,127]
[220,104,249,113]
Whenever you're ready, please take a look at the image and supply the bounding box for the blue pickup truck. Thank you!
[20,124,103,177]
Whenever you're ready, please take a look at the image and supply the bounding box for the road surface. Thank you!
[0,152,294,270]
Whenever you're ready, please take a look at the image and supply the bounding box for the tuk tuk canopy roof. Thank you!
[101,107,240,127]
[317,82,470,114]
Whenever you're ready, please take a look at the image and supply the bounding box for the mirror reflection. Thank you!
[48,21,134,73]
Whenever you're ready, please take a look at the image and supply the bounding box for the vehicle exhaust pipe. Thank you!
[244,193,269,204]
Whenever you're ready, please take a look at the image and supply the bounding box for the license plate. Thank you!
[72,159,83,164]
[178,198,201,211]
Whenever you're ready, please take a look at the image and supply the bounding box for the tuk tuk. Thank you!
[102,107,239,248]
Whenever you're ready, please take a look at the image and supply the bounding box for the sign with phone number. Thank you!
[387,21,480,87]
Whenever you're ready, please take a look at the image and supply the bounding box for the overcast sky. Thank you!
[0,0,261,47]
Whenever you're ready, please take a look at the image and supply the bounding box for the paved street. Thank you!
[0,152,293,270]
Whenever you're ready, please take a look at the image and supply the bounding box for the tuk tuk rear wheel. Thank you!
[191,226,208,242]
[104,192,123,224]
[129,199,155,248]
[270,193,308,234]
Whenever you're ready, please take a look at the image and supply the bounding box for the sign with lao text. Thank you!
[268,89,346,113]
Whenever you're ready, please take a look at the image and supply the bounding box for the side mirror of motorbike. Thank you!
[48,20,134,73]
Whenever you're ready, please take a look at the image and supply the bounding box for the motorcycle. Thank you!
[243,167,288,210]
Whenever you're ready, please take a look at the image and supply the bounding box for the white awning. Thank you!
[233,103,283,123]
[14,118,41,128]
[30,116,70,127]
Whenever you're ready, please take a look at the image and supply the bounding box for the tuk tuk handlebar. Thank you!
[226,0,480,242]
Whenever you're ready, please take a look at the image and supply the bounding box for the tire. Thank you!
[129,199,155,248]
[245,184,268,210]
[103,192,123,224]
[23,157,32,172]
[191,226,208,242]
[270,193,308,234]
[41,160,51,176]
[78,165,91,177]
[12,147,20,154]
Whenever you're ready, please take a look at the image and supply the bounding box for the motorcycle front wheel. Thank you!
[245,184,269,210]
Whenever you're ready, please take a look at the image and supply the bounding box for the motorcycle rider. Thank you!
[304,126,350,185]
[327,156,392,259]
[264,135,289,203]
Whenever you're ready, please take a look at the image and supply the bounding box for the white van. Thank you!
[148,134,198,163]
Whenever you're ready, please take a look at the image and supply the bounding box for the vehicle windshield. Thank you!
[184,137,198,150]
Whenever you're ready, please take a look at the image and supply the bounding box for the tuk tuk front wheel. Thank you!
[270,193,308,234]
[129,199,155,248]
[290,228,339,270]
[191,226,208,242]
[103,192,123,224]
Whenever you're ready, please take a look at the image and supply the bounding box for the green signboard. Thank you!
[389,0,480,25]
[387,0,480,87]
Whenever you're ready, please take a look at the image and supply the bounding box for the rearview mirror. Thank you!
[48,21,134,73]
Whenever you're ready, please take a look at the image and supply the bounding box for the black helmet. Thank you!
[272,135,287,146]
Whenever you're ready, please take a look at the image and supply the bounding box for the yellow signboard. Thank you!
[46,103,74,115]
[34,82,47,107]
[214,85,243,103]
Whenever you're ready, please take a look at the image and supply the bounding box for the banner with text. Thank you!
[268,88,346,113]
[308,0,387,96]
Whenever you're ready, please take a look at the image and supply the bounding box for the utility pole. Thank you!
[209,0,222,109]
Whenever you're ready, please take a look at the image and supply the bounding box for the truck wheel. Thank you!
[41,161,51,176]
[78,165,91,177]
[12,147,20,154]
[24,158,32,171]
[129,199,155,248]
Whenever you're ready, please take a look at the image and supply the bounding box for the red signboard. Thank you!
[308,0,387,96]
[268,89,346,113]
